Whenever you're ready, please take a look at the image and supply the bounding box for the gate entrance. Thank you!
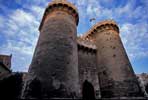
[82,80,95,100]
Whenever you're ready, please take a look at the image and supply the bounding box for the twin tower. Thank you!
[24,0,144,99]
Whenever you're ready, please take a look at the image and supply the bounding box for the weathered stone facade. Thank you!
[23,0,79,99]
[22,0,146,99]
[78,43,100,98]
[82,21,143,97]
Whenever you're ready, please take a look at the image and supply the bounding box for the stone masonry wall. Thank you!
[78,45,100,98]
[25,10,79,98]
[95,28,143,97]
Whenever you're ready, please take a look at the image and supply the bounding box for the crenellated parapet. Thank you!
[39,0,79,31]
[77,37,96,53]
[82,20,119,39]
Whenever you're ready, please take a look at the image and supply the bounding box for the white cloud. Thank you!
[76,0,85,6]
[84,0,147,24]
[11,9,34,26]
[30,6,44,17]
[0,16,4,28]
[117,3,131,15]
[82,0,148,61]
[0,0,147,72]
[0,7,42,71]
[86,4,93,15]
[0,41,33,72]
[0,0,49,72]
[120,23,148,60]
[88,0,96,4]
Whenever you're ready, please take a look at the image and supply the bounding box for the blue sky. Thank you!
[0,0,147,74]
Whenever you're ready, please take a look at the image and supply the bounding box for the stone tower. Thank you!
[83,20,143,98]
[25,0,79,98]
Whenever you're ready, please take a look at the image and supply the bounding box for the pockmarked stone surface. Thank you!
[78,44,100,98]
[83,21,144,97]
[23,0,79,98]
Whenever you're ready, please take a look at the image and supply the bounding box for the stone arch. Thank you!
[82,80,95,100]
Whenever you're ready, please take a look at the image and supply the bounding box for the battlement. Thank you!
[39,0,79,31]
[77,36,96,53]
[82,20,119,39]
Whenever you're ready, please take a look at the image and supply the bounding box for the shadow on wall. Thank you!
[82,80,95,100]
[22,77,42,99]
[146,84,148,94]
[0,72,23,99]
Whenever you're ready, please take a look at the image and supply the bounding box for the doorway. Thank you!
[82,80,95,100]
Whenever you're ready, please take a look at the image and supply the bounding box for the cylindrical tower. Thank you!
[83,20,143,98]
[25,0,79,98]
